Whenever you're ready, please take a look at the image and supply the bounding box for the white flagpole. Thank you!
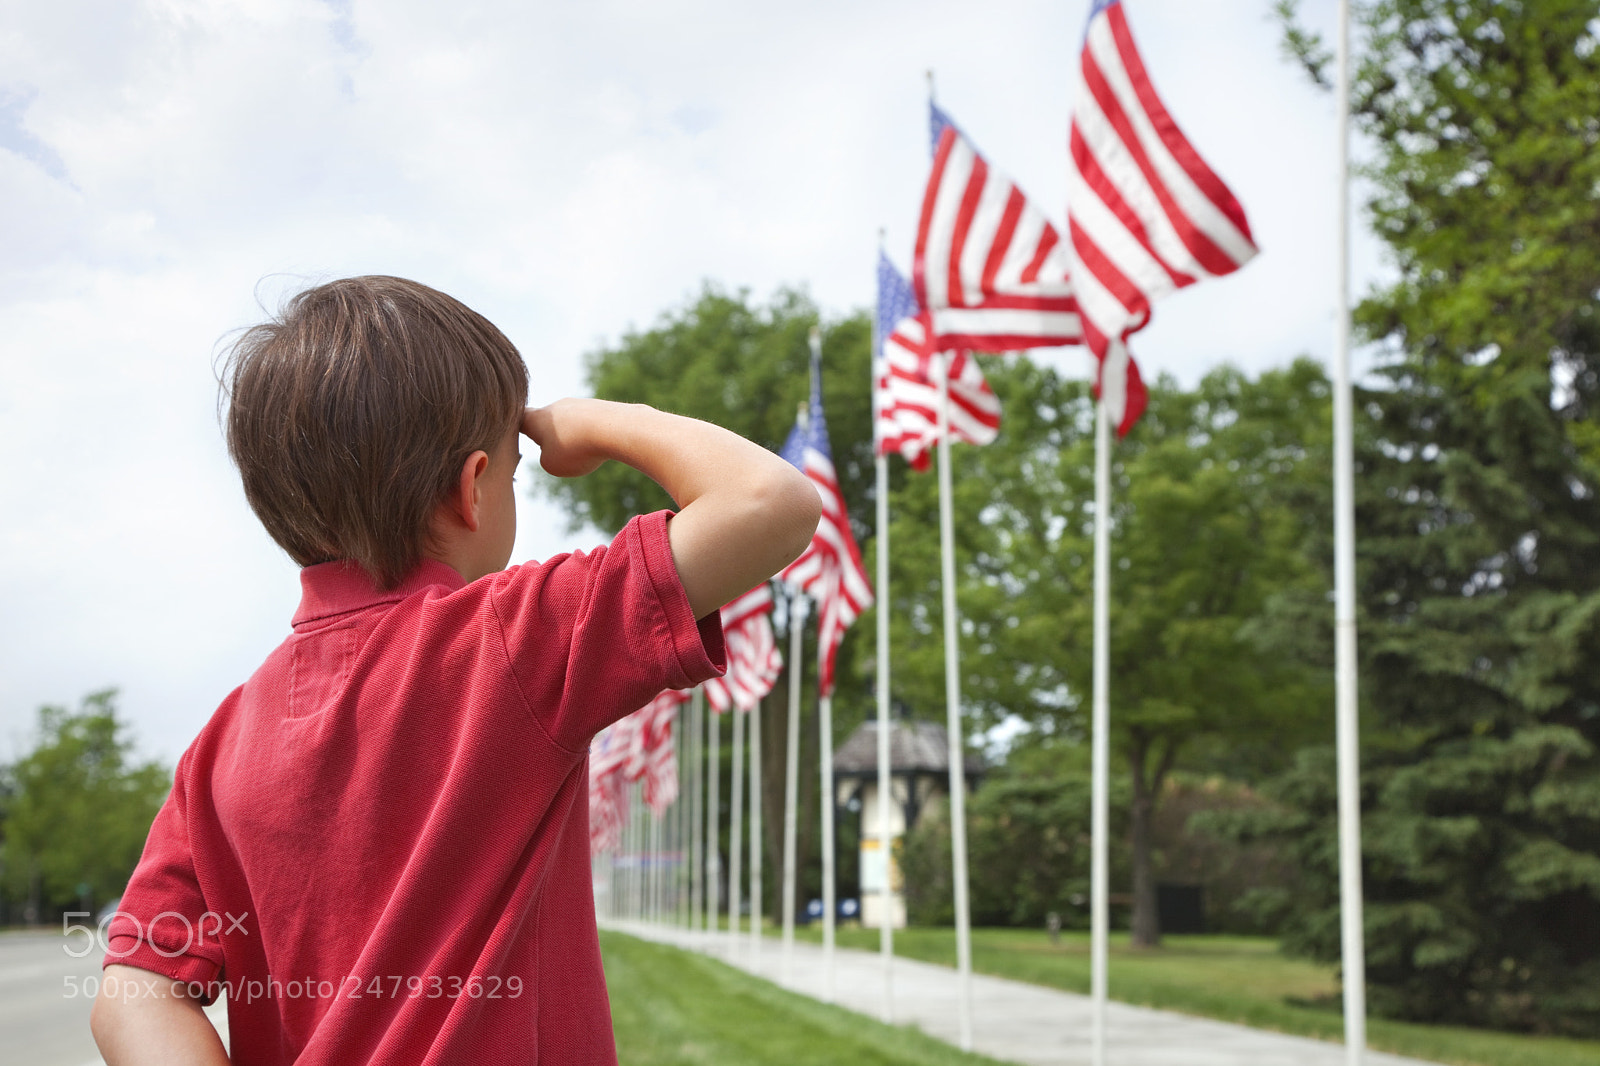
[629,783,641,921]
[690,688,704,933]
[876,454,896,1026]
[682,704,693,928]
[627,784,635,920]
[750,694,764,959]
[617,789,627,921]
[634,784,645,921]
[1090,397,1112,1066]
[933,351,975,1051]
[811,327,841,1006]
[874,227,897,1025]
[729,705,746,946]
[706,704,721,936]
[676,711,688,928]
[649,794,661,923]
[781,591,808,983]
[819,680,837,1003]
[620,786,629,921]
[1333,3,1367,1062]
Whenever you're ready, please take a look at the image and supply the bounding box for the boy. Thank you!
[90,276,821,1065]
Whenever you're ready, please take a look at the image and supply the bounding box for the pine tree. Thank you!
[1260,0,1600,1034]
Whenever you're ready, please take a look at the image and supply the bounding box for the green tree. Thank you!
[899,755,1105,929]
[1257,0,1600,1034]
[1,690,171,920]
[880,357,1333,946]
[539,283,876,543]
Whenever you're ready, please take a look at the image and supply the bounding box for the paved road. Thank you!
[1,929,229,1066]
[1,929,105,1066]
[607,920,1442,1066]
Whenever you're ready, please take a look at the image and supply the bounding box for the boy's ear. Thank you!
[448,449,491,533]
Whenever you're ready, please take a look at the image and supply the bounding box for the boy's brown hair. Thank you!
[223,276,528,589]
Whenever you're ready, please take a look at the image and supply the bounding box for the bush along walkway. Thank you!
[605,920,1439,1066]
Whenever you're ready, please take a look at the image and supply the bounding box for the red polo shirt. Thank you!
[107,511,724,1065]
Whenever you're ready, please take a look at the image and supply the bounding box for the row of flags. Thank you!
[884,0,1258,442]
[587,687,687,853]
[587,584,786,855]
[589,0,1257,857]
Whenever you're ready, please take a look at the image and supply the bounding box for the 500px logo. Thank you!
[61,910,250,959]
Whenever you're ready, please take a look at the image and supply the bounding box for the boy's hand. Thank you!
[523,400,609,479]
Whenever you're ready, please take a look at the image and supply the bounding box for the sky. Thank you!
[0,0,1381,765]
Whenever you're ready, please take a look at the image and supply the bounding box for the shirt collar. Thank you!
[292,558,468,628]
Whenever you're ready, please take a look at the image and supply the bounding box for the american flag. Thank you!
[875,252,1001,471]
[636,689,688,816]
[704,584,783,714]
[588,688,690,851]
[1068,0,1257,435]
[915,102,1083,352]
[587,719,634,855]
[779,342,873,697]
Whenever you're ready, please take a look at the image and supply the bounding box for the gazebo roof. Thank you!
[832,718,984,778]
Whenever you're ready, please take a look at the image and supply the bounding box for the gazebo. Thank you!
[833,715,984,929]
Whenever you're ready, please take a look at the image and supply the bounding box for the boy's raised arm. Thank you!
[524,400,821,619]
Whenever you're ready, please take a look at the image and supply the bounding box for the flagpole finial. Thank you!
[809,325,822,359]
[878,226,886,250]
[926,69,936,102]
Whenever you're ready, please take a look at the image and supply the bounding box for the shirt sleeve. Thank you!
[490,509,726,752]
[103,752,224,997]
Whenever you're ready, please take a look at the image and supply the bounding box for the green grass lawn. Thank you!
[600,929,1008,1066]
[779,924,1600,1066]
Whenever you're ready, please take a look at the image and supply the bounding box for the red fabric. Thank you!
[106,511,724,1065]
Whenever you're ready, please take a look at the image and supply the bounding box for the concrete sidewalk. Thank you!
[605,920,1438,1066]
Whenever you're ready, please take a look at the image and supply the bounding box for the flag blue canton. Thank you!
[779,422,806,467]
[876,253,920,363]
[929,100,956,157]
[782,342,835,465]
[1085,0,1119,38]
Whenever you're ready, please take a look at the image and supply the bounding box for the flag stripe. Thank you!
[981,189,1027,298]
[703,585,782,714]
[947,150,990,307]
[914,130,960,312]
[1070,129,1192,298]
[914,118,1083,351]
[1019,219,1058,286]
[1107,7,1254,243]
[1080,44,1236,278]
[1084,11,1256,271]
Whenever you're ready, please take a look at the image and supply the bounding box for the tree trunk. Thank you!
[1128,732,1159,949]
[1128,732,1178,949]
